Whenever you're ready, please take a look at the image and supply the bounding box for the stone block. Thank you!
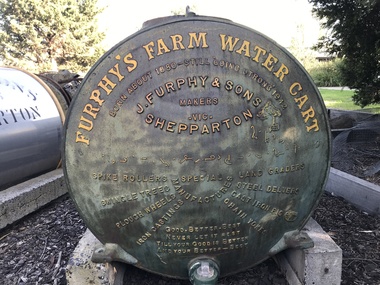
[66,229,117,285]
[276,218,342,285]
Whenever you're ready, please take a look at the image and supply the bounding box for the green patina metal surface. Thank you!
[63,14,330,280]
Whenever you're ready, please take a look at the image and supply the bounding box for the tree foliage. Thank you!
[308,59,344,87]
[309,0,380,107]
[0,0,106,73]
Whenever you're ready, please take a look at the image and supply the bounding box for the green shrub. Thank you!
[308,60,343,87]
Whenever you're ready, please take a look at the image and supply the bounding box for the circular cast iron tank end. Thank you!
[63,12,331,281]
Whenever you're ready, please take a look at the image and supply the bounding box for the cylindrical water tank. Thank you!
[0,67,70,190]
[63,13,331,283]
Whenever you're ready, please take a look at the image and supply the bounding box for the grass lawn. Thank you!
[318,88,380,114]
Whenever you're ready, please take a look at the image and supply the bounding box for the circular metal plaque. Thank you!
[63,15,330,279]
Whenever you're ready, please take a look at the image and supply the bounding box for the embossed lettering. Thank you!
[142,33,208,60]
[219,34,289,82]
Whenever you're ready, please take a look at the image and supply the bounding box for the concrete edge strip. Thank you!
[326,167,380,215]
[0,169,67,230]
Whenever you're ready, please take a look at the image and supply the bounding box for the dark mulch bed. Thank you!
[0,196,86,285]
[314,193,380,285]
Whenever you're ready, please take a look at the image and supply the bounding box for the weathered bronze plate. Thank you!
[63,14,330,279]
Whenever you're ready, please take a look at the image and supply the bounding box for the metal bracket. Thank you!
[269,230,314,256]
[186,6,196,17]
[91,243,138,265]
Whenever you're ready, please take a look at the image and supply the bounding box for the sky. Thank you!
[97,0,322,50]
